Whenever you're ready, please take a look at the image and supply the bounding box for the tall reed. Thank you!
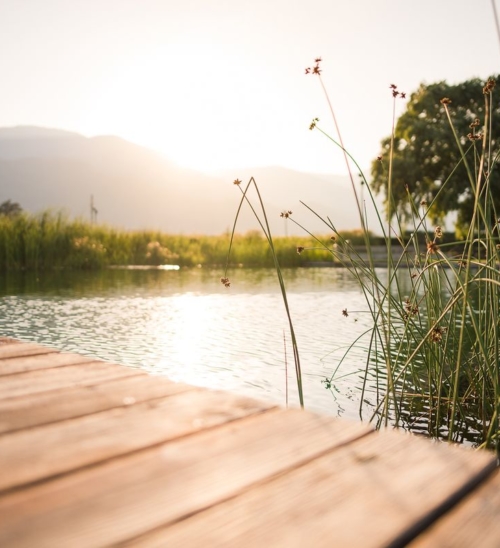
[304,64,500,449]
[226,59,499,449]
[222,177,304,407]
[0,211,347,271]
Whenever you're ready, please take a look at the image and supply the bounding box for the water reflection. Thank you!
[0,268,370,419]
[1,266,487,445]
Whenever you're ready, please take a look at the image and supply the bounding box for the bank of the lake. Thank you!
[0,211,464,270]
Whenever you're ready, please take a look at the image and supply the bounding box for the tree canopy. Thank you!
[370,76,500,232]
[0,200,23,217]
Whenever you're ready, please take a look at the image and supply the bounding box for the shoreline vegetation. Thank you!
[0,210,472,271]
[222,60,500,449]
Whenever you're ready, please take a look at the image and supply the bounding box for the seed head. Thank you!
[430,326,447,343]
[309,117,319,130]
[440,97,452,105]
[342,308,348,317]
[296,246,305,254]
[483,77,496,94]
[403,299,419,321]
[305,57,322,76]
[434,226,443,239]
[220,277,231,288]
[280,210,292,219]
[427,241,439,254]
[233,179,242,185]
[467,132,482,141]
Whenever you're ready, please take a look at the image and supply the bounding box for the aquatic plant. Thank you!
[222,177,304,407]
[304,60,499,449]
[0,211,345,270]
[225,58,500,450]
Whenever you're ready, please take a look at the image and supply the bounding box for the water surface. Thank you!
[0,267,373,419]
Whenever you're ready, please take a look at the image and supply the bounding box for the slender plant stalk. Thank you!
[303,60,500,447]
[223,177,304,408]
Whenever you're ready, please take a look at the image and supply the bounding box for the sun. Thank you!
[84,43,275,173]
[81,41,337,174]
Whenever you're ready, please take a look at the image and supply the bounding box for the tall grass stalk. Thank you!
[0,210,362,271]
[222,177,304,407]
[232,59,499,448]
[303,67,500,449]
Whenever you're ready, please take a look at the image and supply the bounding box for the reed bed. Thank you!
[224,61,500,450]
[0,211,350,270]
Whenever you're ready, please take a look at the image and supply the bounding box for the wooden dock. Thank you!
[0,337,498,547]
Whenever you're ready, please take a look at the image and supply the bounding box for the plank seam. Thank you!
[0,350,58,365]
[0,358,97,377]
[110,424,376,547]
[385,458,499,548]
[0,370,146,402]
[0,384,198,436]
[0,405,282,498]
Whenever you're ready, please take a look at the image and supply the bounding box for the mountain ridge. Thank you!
[0,126,376,235]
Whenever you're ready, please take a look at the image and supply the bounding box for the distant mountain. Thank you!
[0,126,379,235]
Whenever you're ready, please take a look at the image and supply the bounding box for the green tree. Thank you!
[371,77,500,232]
[0,200,23,217]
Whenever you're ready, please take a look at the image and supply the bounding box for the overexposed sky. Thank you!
[1,0,499,174]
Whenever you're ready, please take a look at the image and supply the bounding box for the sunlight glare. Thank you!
[90,43,280,172]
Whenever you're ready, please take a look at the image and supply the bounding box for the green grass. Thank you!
[315,74,500,449]
[225,64,500,450]
[0,211,358,271]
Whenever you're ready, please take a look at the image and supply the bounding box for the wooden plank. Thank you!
[0,410,371,548]
[117,431,496,548]
[0,338,21,345]
[0,351,95,376]
[0,361,143,400]
[0,374,195,434]
[0,388,277,491]
[0,342,56,361]
[409,469,500,548]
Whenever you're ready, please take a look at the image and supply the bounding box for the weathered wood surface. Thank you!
[409,469,500,548]
[0,338,498,547]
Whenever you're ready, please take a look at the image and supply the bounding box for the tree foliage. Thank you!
[0,200,23,217]
[371,77,500,232]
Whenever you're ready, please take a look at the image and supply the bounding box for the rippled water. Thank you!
[0,267,378,419]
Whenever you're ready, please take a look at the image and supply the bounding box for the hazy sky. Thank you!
[1,0,499,175]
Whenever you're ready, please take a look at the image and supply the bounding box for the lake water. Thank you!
[0,267,380,420]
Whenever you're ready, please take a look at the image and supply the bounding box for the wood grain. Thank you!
[0,374,194,434]
[0,338,21,345]
[116,430,496,548]
[0,340,497,548]
[0,351,95,376]
[0,410,371,548]
[0,361,143,400]
[0,342,56,362]
[0,387,277,491]
[409,469,500,548]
